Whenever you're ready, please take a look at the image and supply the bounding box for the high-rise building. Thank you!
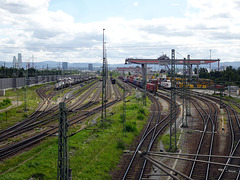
[88,63,93,71]
[62,62,68,70]
[13,56,18,68]
[18,53,22,68]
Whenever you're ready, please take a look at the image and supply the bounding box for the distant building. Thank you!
[13,56,17,68]
[62,62,68,70]
[18,53,22,68]
[219,66,227,71]
[88,63,93,71]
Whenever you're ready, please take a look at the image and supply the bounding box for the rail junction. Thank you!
[1,49,240,180]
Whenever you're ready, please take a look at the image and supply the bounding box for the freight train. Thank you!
[110,77,116,84]
[54,76,96,90]
[118,76,158,92]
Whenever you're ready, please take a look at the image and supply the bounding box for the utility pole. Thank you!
[24,64,28,113]
[186,55,191,117]
[122,70,126,136]
[181,58,186,127]
[142,64,147,106]
[61,68,64,98]
[104,42,107,118]
[170,49,177,151]
[101,28,107,121]
[57,102,70,180]
[47,64,49,82]
[16,63,19,109]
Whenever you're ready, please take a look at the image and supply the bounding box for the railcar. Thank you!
[110,77,116,84]
[228,86,239,92]
[161,81,171,89]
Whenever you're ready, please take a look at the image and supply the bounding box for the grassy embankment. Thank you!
[0,85,42,131]
[0,95,151,179]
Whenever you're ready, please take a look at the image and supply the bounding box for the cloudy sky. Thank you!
[0,0,239,64]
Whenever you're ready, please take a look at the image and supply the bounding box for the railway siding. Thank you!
[0,95,151,179]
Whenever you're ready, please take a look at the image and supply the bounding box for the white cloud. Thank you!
[0,0,239,64]
[133,2,139,6]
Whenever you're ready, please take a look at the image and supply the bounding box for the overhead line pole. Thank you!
[57,102,70,180]
[182,58,186,127]
[104,42,107,119]
[186,55,191,117]
[24,64,28,114]
[170,49,177,151]
[101,28,107,121]
[123,70,126,136]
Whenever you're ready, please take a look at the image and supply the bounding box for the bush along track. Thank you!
[0,99,11,109]
[0,95,151,179]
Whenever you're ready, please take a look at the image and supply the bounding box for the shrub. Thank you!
[138,108,145,115]
[127,104,139,110]
[4,99,11,104]
[137,114,145,120]
[125,122,137,132]
[116,139,125,150]
[0,98,11,108]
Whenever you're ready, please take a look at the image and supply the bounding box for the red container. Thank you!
[151,79,158,92]
[215,85,225,89]
[147,83,155,92]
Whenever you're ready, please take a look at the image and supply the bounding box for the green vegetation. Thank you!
[0,99,11,109]
[196,66,240,86]
[161,131,181,151]
[216,95,240,113]
[0,137,58,179]
[0,95,151,179]
[0,66,79,78]
[230,104,240,114]
[0,85,41,130]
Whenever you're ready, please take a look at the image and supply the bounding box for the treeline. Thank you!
[196,66,240,85]
[0,67,78,78]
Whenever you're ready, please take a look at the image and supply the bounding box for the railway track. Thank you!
[119,83,182,179]
[0,86,55,141]
[187,90,240,179]
[0,80,99,141]
[188,96,218,179]
[0,98,121,160]
[157,87,240,179]
[0,78,126,160]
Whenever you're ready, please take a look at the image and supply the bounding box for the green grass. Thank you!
[161,131,181,152]
[0,99,11,109]
[0,85,42,131]
[0,95,151,179]
[220,96,240,113]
